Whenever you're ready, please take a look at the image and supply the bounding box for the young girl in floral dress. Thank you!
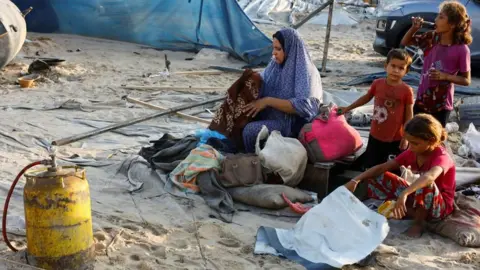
[345,114,455,238]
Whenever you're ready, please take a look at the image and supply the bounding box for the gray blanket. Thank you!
[197,170,236,223]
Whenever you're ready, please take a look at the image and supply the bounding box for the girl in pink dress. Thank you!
[400,1,472,127]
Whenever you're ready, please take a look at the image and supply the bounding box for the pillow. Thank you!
[228,184,313,210]
[428,193,480,247]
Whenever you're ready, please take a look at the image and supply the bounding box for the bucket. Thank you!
[18,77,34,88]
[18,74,40,88]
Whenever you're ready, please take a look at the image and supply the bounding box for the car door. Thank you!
[466,0,480,63]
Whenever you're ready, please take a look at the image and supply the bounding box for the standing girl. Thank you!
[345,114,455,238]
[400,1,472,127]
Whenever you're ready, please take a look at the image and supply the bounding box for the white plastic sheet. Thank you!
[463,123,480,160]
[256,186,390,268]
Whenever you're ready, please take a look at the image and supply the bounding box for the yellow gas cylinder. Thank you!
[23,166,95,270]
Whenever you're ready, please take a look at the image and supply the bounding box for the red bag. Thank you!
[298,104,363,162]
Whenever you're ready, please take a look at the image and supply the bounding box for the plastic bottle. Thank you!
[378,200,396,218]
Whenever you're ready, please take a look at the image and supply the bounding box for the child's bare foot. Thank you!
[406,224,424,238]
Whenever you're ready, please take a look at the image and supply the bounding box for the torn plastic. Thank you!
[463,123,480,160]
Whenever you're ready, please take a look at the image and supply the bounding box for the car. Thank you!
[373,0,480,71]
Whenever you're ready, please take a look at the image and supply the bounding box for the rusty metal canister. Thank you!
[23,166,94,270]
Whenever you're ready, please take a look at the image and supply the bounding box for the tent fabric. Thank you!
[12,0,273,65]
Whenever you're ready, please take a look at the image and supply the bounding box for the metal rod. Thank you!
[22,7,33,18]
[52,96,224,146]
[122,95,212,124]
[292,0,333,30]
[321,2,334,73]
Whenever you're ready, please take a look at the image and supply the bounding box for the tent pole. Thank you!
[291,0,334,30]
[321,2,334,73]
[52,96,224,146]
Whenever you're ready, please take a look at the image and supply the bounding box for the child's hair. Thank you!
[404,114,447,145]
[386,48,412,69]
[440,1,473,45]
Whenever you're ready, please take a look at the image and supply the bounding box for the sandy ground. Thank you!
[0,18,480,270]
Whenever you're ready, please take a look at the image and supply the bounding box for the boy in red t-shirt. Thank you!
[339,49,414,169]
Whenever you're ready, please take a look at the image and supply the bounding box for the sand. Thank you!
[0,18,480,270]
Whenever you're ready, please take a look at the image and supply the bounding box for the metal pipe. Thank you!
[122,95,212,124]
[22,7,33,18]
[321,2,334,72]
[292,0,334,30]
[52,96,225,146]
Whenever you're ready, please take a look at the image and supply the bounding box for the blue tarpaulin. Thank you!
[12,0,273,65]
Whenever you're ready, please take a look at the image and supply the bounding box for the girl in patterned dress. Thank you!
[400,1,472,127]
[345,114,456,238]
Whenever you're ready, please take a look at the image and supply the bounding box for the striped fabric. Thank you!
[169,144,224,192]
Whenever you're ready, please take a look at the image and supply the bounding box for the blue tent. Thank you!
[12,0,273,66]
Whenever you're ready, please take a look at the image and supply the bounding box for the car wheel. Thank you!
[405,45,424,72]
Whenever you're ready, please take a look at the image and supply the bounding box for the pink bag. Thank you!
[298,104,363,162]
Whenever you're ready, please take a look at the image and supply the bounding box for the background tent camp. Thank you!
[12,0,273,66]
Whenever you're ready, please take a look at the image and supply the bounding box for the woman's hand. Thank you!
[392,193,408,220]
[244,98,269,118]
[344,179,359,193]
[411,16,424,31]
[429,69,449,81]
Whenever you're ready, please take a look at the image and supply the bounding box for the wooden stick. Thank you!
[322,2,334,73]
[123,96,212,124]
[292,0,333,29]
[172,70,225,75]
[52,96,225,146]
[123,85,226,91]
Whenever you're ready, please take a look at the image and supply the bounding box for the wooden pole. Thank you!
[322,2,334,73]
[123,85,226,91]
[122,96,212,124]
[291,0,333,30]
[52,96,225,146]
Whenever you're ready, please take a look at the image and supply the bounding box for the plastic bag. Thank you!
[463,123,480,160]
[255,125,308,187]
[400,165,420,185]
[195,129,226,146]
